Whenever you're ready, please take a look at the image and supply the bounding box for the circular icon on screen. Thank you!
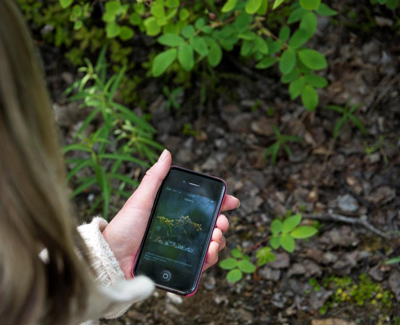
[161,270,172,281]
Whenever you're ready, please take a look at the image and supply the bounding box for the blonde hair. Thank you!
[0,0,91,324]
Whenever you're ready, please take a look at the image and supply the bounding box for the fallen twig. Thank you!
[304,213,390,239]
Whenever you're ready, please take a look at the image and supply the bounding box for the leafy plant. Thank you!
[365,135,397,164]
[265,126,302,164]
[18,0,339,111]
[219,213,318,282]
[63,48,163,219]
[370,0,399,10]
[385,256,400,264]
[219,248,256,283]
[269,213,318,252]
[317,274,395,316]
[325,102,367,139]
[163,85,183,110]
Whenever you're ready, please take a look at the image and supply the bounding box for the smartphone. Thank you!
[132,166,226,296]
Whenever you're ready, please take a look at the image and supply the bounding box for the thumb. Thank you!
[127,149,171,209]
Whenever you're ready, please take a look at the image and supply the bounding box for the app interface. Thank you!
[136,184,219,292]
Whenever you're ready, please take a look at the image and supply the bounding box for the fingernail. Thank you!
[237,199,240,209]
[158,149,169,162]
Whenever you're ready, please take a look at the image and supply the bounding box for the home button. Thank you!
[161,270,172,281]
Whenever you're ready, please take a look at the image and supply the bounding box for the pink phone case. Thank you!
[131,166,227,297]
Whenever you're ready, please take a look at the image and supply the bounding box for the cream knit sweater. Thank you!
[76,217,154,325]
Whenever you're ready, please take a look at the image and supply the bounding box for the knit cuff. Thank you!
[78,217,125,287]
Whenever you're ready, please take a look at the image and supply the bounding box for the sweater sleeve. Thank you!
[77,217,135,319]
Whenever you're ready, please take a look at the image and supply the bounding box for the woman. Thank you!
[0,1,239,324]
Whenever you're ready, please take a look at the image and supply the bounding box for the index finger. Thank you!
[221,194,240,212]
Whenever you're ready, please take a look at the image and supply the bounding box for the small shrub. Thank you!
[265,126,303,164]
[63,48,163,219]
[219,213,318,282]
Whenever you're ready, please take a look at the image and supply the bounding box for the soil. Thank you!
[39,0,400,324]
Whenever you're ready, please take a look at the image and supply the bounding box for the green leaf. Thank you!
[238,30,257,40]
[66,159,91,182]
[256,247,271,258]
[99,153,148,167]
[288,29,310,49]
[179,8,189,20]
[333,115,346,138]
[166,0,180,8]
[281,68,300,83]
[129,13,141,25]
[181,25,195,38]
[231,248,242,258]
[234,12,252,33]
[191,37,209,56]
[101,168,110,219]
[109,173,139,187]
[152,49,177,77]
[106,22,121,38]
[289,77,305,100]
[219,258,238,270]
[272,0,285,10]
[386,0,399,10]
[151,0,165,18]
[227,269,242,282]
[245,0,262,14]
[301,84,319,111]
[208,41,222,67]
[63,144,91,153]
[298,49,327,70]
[69,177,97,199]
[270,235,280,249]
[385,256,400,265]
[158,33,185,46]
[279,48,296,75]
[178,43,194,71]
[105,1,122,16]
[258,252,276,266]
[240,40,254,57]
[267,39,284,54]
[222,0,238,12]
[291,226,318,239]
[74,20,83,30]
[349,115,367,134]
[280,234,295,252]
[288,7,308,24]
[279,26,291,41]
[120,26,134,41]
[73,106,101,139]
[324,105,344,113]
[238,260,256,273]
[195,18,205,29]
[271,219,282,234]
[300,0,321,10]
[300,12,317,36]
[257,0,268,14]
[256,56,276,69]
[254,36,269,54]
[144,17,161,36]
[282,214,302,233]
[257,248,276,266]
[304,74,328,88]
[60,0,73,9]
[316,3,338,16]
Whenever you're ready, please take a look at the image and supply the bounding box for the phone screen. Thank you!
[134,167,225,294]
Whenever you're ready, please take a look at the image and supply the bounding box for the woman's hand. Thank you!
[102,150,240,279]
